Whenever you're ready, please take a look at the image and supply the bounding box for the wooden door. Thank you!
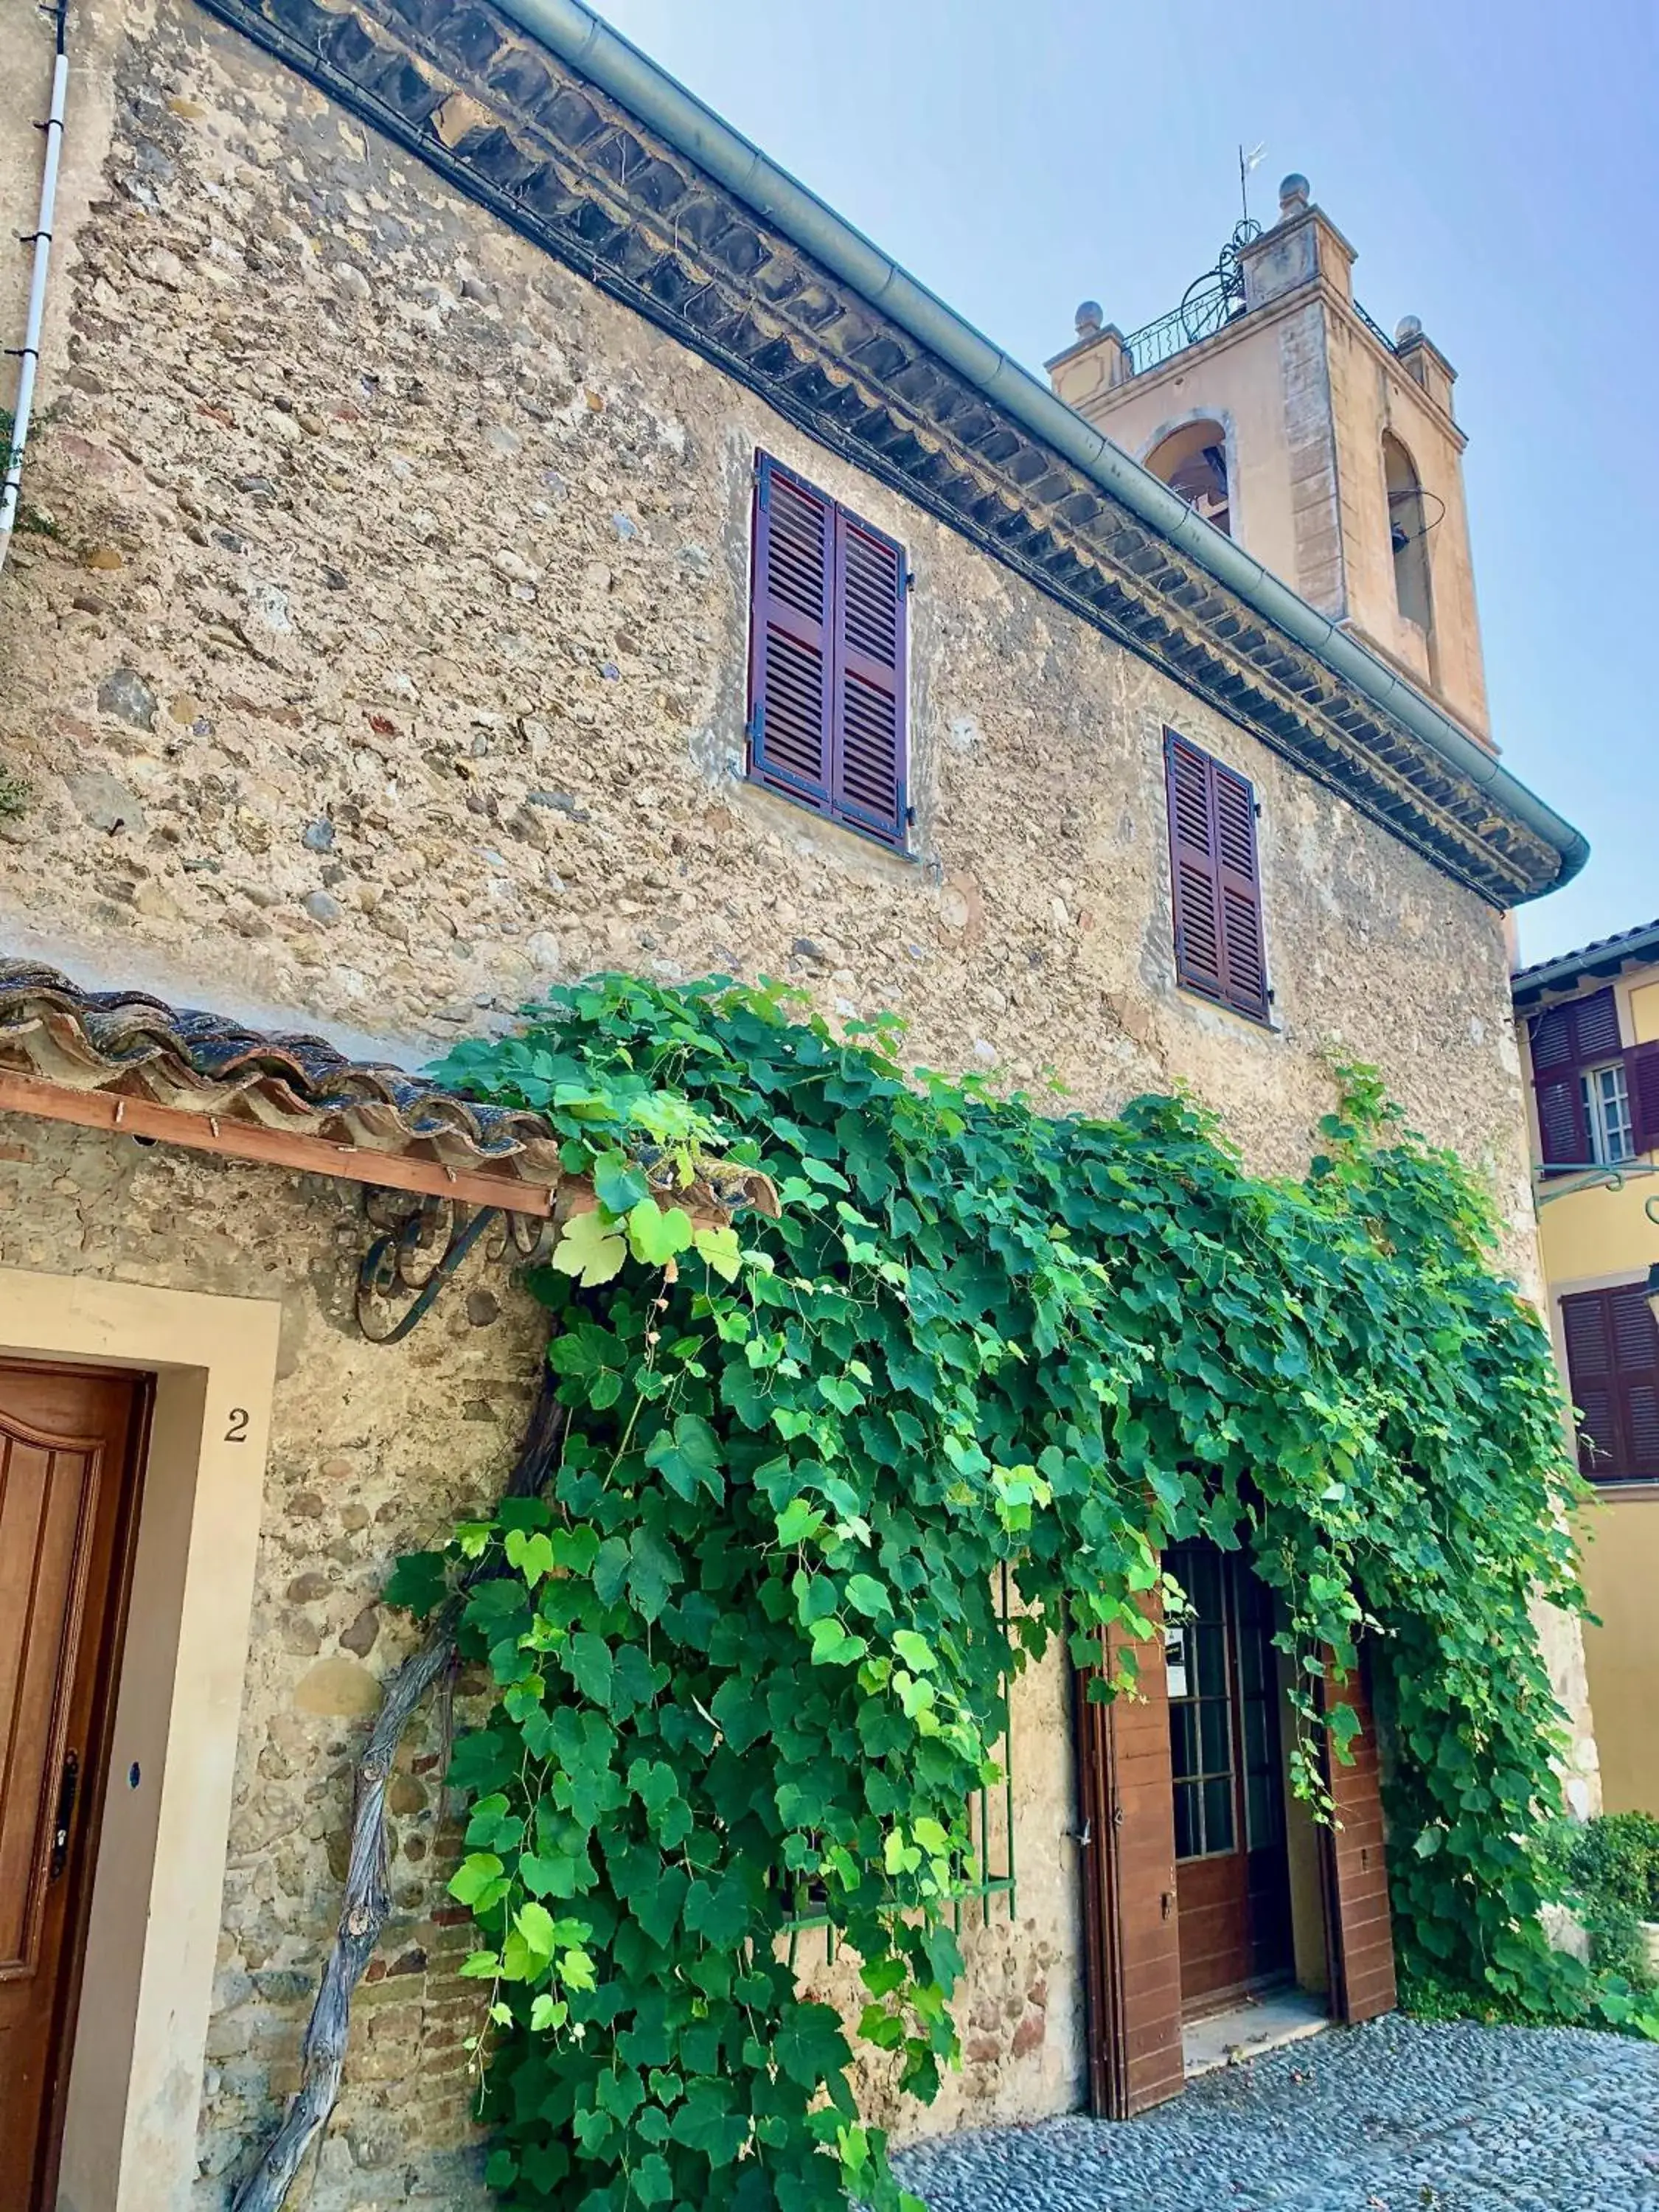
[1320,1655,1397,2024]
[0,1361,147,2211]
[1074,1609,1185,2119]
[1166,1543,1293,2011]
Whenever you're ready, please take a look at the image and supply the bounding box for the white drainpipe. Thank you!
[1,1,69,580]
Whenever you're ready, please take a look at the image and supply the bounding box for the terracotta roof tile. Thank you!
[0,959,566,1185]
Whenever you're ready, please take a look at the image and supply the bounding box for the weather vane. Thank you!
[1239,142,1267,227]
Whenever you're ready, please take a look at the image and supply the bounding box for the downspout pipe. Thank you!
[0,0,69,580]
[492,0,1587,897]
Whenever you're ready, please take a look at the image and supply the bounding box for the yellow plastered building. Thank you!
[1514,921,1659,1812]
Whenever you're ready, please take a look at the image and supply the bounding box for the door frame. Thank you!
[1075,1570,1398,2116]
[5,1360,156,2210]
[0,1268,280,2212]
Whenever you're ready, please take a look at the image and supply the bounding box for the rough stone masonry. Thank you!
[0,0,1596,2203]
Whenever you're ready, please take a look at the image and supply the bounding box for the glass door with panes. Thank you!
[1164,1540,1293,2012]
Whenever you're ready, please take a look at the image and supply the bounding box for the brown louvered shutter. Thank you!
[831,509,907,847]
[1528,1004,1589,1169]
[1320,1656,1397,2025]
[1629,1041,1659,1156]
[1073,1610,1185,2120]
[1166,734,1268,1020]
[1612,1283,1659,1478]
[1571,988,1623,1064]
[1213,762,1268,1020]
[748,458,834,815]
[1561,1289,1627,1478]
[1528,990,1625,1172]
[1533,1073,1589,1170]
[1166,734,1224,1002]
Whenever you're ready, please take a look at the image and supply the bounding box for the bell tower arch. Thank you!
[1048,175,1491,745]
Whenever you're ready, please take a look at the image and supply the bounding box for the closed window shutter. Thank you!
[1612,1284,1659,1478]
[1561,1285,1659,1481]
[1166,734,1223,1001]
[1527,1004,1576,1074]
[1533,1074,1589,1169]
[1629,1040,1659,1155]
[1212,762,1268,1020]
[749,459,834,815]
[1527,993,1621,1169]
[1571,989,1621,1062]
[1562,1291,1618,1477]
[830,509,906,846]
[1166,734,1269,1019]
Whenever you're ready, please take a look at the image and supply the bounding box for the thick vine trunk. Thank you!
[232,1376,566,2212]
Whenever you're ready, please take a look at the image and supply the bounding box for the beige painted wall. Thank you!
[1052,305,1310,603]
[1326,314,1489,738]
[1054,204,1490,741]
[1575,1493,1659,1815]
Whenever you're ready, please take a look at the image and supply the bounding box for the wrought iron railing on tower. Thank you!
[1117,218,1399,380]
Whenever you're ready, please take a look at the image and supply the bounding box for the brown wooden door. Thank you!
[0,1361,147,2211]
[1321,1655,1397,2025]
[1166,1543,1293,2012]
[1074,1608,1185,2119]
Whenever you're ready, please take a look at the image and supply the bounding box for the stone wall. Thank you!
[1,0,1532,1192]
[0,1111,543,2208]
[0,0,1596,2197]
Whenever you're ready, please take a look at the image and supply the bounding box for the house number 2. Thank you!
[224,1408,250,1443]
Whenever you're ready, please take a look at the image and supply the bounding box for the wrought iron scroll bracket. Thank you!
[1533,1161,1659,1212]
[355,1189,556,1343]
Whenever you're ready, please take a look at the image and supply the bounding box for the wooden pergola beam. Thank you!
[0,1069,555,1217]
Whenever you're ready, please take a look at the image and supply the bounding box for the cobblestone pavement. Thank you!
[893,2016,1659,2211]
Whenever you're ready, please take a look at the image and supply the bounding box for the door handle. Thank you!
[49,1749,80,1882]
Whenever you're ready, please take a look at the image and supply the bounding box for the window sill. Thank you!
[729,776,923,877]
[1175,982,1280,1037]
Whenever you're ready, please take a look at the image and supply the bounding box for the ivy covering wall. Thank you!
[390,975,1613,2212]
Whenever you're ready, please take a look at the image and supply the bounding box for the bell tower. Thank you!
[1048,175,1491,746]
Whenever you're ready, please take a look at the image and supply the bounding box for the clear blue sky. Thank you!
[597,0,1655,963]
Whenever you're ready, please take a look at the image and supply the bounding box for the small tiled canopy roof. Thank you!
[0,960,773,1221]
[1511,919,1659,1009]
[0,958,561,1180]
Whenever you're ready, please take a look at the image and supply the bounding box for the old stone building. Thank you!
[0,1,1593,2208]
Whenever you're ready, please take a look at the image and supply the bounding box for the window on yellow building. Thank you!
[1580,1062,1635,1166]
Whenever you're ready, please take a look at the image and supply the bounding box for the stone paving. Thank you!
[893,2015,1659,2211]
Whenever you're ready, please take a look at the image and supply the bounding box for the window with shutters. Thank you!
[1164,731,1270,1023]
[746,455,908,850]
[1524,989,1659,1172]
[1559,1282,1659,1483]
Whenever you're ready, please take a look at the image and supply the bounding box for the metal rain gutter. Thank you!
[0,0,69,578]
[491,0,1587,897]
